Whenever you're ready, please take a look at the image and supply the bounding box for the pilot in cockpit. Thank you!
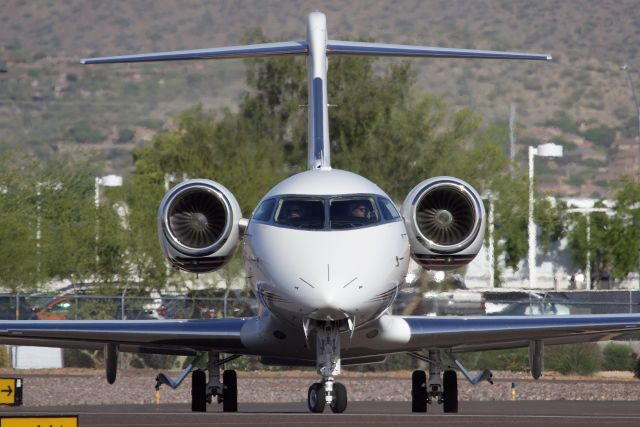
[350,202,370,220]
[286,204,304,220]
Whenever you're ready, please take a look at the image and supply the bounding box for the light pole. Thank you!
[482,191,496,287]
[621,64,640,141]
[528,143,563,289]
[566,207,610,290]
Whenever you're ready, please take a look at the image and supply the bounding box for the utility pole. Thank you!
[509,103,516,176]
[621,64,640,181]
[621,64,640,140]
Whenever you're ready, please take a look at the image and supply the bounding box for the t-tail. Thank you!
[82,11,551,171]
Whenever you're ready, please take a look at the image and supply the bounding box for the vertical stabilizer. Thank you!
[306,12,331,170]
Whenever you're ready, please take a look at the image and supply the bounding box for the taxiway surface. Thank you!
[2,400,640,427]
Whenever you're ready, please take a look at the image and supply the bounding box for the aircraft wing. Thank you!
[398,314,640,353]
[0,318,249,356]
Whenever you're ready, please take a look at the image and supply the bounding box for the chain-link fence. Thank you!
[2,290,640,321]
[0,293,258,321]
[394,290,640,316]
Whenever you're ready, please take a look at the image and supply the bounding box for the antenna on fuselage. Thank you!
[81,11,551,171]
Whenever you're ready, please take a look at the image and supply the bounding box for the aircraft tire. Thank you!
[191,369,207,412]
[443,370,458,413]
[308,382,326,413]
[411,370,427,412]
[330,382,348,413]
[222,369,238,412]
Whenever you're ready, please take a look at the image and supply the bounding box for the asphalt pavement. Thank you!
[2,400,640,427]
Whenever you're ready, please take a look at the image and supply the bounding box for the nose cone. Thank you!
[309,290,347,321]
[248,221,409,323]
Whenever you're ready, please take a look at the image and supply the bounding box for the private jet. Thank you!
[3,11,640,414]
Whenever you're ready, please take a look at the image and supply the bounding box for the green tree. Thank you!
[608,177,640,279]
[566,176,640,285]
[0,153,105,293]
[0,154,40,291]
[37,158,100,288]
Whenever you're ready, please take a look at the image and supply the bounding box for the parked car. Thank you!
[392,290,485,316]
[37,295,152,320]
[156,289,255,319]
[0,294,37,320]
[156,295,218,320]
[491,301,571,316]
[36,295,74,320]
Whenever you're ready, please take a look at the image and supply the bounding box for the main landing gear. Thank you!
[307,321,348,413]
[409,349,493,414]
[410,350,458,413]
[156,351,240,412]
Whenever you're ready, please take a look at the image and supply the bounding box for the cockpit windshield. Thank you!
[274,198,325,229]
[329,197,379,229]
[253,194,400,231]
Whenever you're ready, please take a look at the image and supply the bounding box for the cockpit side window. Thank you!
[274,198,325,229]
[330,197,380,229]
[378,197,401,221]
[252,198,277,222]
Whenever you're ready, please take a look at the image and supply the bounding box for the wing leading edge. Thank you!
[399,314,640,353]
[0,318,248,355]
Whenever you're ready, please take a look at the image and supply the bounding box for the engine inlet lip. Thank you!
[162,182,232,256]
[412,181,482,253]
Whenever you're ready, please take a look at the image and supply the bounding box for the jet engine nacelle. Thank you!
[158,179,242,273]
[401,176,485,271]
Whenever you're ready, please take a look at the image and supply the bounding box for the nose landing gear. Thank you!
[307,321,348,413]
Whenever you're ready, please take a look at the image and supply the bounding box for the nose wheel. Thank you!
[308,382,325,413]
[330,382,348,413]
[307,381,348,413]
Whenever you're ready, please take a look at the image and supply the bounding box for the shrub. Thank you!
[545,343,602,375]
[0,346,11,368]
[63,349,98,368]
[543,111,580,134]
[117,128,135,144]
[634,358,640,379]
[457,348,529,371]
[129,354,177,369]
[602,343,637,371]
[582,125,616,146]
[67,123,104,144]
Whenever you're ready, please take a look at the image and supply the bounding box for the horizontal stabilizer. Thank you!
[327,40,551,61]
[82,39,550,65]
[81,40,308,64]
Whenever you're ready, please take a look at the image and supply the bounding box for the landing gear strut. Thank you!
[307,321,348,413]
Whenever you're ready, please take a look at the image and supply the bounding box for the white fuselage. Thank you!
[244,169,411,328]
